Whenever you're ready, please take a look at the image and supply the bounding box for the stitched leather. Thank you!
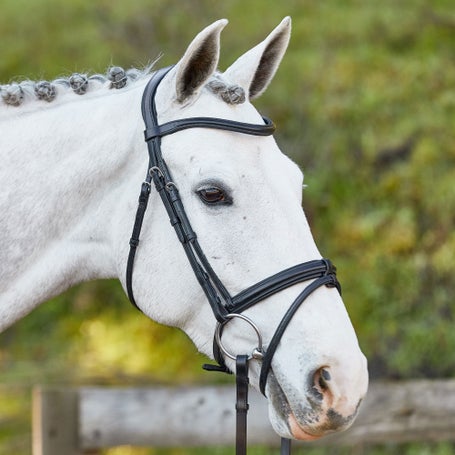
[144,116,275,141]
[126,182,151,308]
[228,260,340,313]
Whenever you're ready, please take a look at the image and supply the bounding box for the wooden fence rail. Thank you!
[32,380,455,455]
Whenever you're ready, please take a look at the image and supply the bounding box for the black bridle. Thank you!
[126,66,341,454]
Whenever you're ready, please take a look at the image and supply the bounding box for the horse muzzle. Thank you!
[267,355,368,440]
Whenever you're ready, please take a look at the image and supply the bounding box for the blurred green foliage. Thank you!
[1,0,454,454]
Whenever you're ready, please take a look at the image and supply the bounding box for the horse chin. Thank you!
[287,415,324,441]
[266,373,310,440]
[269,392,324,441]
[266,373,339,442]
[268,404,325,442]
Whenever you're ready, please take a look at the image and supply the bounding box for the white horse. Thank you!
[0,18,368,441]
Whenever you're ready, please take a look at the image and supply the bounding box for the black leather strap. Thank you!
[228,260,339,314]
[236,355,249,455]
[126,181,151,309]
[281,438,291,455]
[144,116,275,141]
[259,274,339,396]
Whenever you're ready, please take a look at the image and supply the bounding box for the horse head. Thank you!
[124,18,368,441]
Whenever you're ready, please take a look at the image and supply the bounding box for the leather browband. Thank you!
[144,116,275,141]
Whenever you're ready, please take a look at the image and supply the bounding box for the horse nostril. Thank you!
[311,367,332,401]
[319,368,331,389]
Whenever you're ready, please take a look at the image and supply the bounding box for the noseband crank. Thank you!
[126,65,341,455]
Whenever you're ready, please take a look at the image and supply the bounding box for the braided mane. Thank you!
[0,66,147,108]
[0,65,245,110]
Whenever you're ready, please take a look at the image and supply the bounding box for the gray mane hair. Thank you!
[0,65,245,107]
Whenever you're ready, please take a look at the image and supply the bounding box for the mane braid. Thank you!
[206,73,246,105]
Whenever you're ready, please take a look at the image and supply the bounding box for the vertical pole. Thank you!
[32,387,85,455]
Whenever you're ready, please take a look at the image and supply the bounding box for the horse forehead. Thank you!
[167,127,290,177]
[159,90,303,183]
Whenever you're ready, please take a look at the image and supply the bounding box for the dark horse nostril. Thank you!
[311,367,331,400]
[320,368,331,385]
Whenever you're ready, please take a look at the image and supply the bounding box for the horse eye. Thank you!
[197,187,232,206]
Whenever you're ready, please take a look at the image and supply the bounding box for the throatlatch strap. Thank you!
[126,181,151,309]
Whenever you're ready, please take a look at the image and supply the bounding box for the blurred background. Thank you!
[0,0,454,454]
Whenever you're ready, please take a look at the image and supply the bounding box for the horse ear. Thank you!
[174,19,228,104]
[224,17,291,100]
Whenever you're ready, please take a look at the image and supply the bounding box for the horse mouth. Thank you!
[266,371,356,441]
[288,418,324,441]
[266,372,323,440]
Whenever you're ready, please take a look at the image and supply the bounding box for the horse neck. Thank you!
[0,83,147,329]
